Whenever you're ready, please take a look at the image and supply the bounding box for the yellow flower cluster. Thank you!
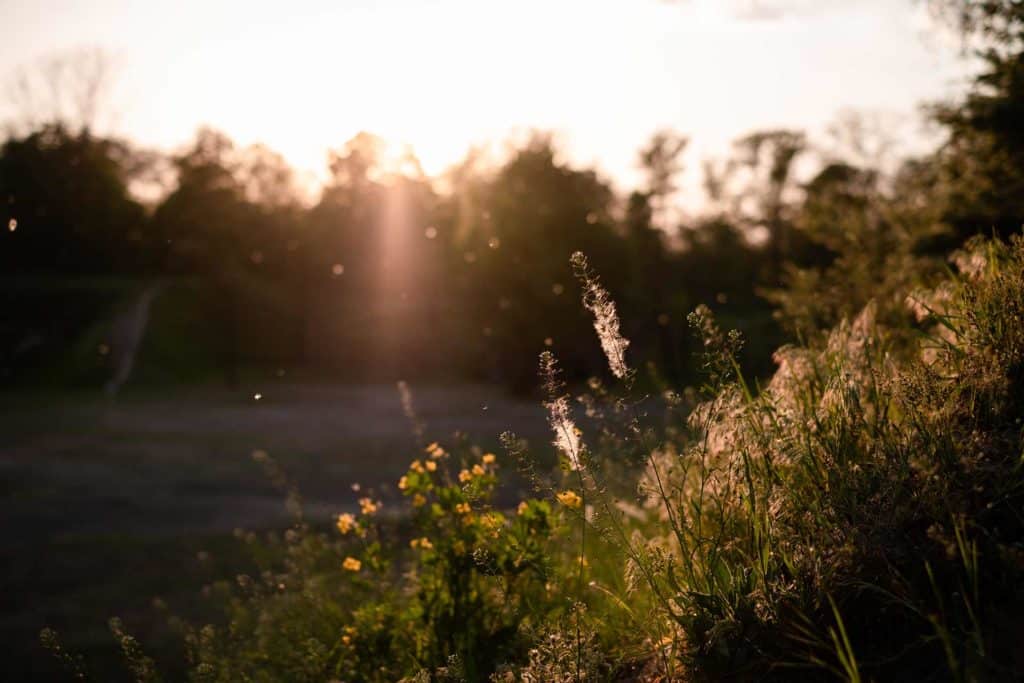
[359,497,379,515]
[398,476,409,490]
[336,512,356,535]
[342,556,362,572]
[455,502,471,515]
[482,452,496,465]
[482,513,503,538]
[556,490,582,509]
[409,536,434,549]
[412,493,427,507]
[405,458,436,479]
[425,442,447,459]
[458,463,487,483]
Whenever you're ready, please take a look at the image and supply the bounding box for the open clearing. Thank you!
[0,381,548,681]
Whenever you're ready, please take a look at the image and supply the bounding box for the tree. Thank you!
[4,47,116,135]
[0,124,147,274]
[637,129,688,230]
[928,0,1024,242]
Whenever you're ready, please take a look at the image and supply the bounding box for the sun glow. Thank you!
[160,1,573,179]
[0,0,967,197]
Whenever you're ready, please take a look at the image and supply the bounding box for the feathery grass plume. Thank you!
[571,251,630,379]
[39,628,87,680]
[540,350,583,469]
[108,618,160,683]
[396,379,426,444]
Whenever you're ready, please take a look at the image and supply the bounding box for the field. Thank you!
[0,381,548,681]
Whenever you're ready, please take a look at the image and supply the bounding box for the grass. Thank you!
[19,237,1024,681]
[0,382,548,682]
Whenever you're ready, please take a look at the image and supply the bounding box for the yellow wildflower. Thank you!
[517,501,529,515]
[359,497,379,515]
[483,513,503,537]
[336,512,356,535]
[472,464,485,477]
[398,476,408,490]
[410,459,425,473]
[482,453,496,465]
[412,493,427,507]
[341,635,352,645]
[455,502,471,515]
[425,442,447,459]
[458,469,473,483]
[556,490,582,509]
[425,460,437,472]
[342,556,362,572]
[410,536,433,550]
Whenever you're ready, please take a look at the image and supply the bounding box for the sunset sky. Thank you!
[0,0,973,203]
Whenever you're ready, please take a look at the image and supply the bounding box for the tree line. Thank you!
[2,0,1021,390]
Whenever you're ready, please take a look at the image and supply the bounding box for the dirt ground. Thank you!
[0,381,550,681]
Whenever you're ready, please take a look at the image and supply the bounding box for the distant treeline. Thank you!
[2,10,1022,391]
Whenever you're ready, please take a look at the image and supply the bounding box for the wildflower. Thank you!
[458,469,473,483]
[472,464,485,477]
[398,476,408,490]
[341,635,352,645]
[482,452,496,465]
[342,557,362,572]
[557,490,582,509]
[336,513,356,535]
[482,513,503,537]
[410,537,434,550]
[359,498,379,515]
[571,251,630,379]
[455,502,471,515]
[410,460,425,473]
[517,501,529,515]
[425,442,447,459]
[424,460,437,472]
[412,493,427,507]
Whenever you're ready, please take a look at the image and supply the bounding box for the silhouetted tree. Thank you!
[0,125,147,274]
[929,0,1024,242]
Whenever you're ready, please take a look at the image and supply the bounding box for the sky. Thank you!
[0,0,974,204]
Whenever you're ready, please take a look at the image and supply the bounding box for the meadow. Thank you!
[21,237,1024,681]
[0,382,548,680]
[4,3,1024,679]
